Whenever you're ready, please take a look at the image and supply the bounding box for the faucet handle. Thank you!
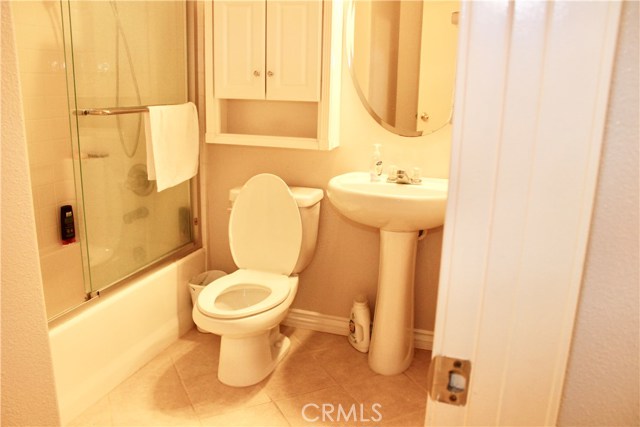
[396,169,411,184]
[411,167,422,184]
[386,165,398,182]
[386,166,420,184]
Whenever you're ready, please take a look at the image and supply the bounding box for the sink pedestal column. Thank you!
[368,229,418,375]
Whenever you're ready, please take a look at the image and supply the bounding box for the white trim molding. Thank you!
[284,308,434,351]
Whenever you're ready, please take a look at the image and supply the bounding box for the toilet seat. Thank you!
[197,270,291,319]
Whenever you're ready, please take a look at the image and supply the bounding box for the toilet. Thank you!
[192,173,323,387]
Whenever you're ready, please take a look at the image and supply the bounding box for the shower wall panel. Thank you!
[12,1,87,318]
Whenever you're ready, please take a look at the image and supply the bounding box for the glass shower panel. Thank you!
[66,1,192,291]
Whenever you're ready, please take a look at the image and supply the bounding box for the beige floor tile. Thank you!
[380,408,426,427]
[285,328,348,354]
[182,372,271,418]
[166,328,216,358]
[275,385,379,427]
[67,395,112,426]
[261,350,338,400]
[312,339,379,386]
[279,325,308,355]
[341,374,427,423]
[108,354,199,426]
[169,330,221,381]
[199,402,289,427]
[72,327,431,427]
[403,349,432,392]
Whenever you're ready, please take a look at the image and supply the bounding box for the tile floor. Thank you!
[69,326,432,427]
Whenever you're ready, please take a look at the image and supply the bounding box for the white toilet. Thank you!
[192,173,323,387]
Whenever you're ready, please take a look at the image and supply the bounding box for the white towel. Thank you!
[144,102,199,192]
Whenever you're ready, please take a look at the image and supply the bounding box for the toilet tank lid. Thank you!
[229,185,323,207]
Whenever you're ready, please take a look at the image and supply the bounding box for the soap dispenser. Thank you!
[370,144,383,182]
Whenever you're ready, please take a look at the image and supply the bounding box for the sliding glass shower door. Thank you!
[65,1,194,293]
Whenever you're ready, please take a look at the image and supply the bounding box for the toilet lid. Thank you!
[229,174,302,276]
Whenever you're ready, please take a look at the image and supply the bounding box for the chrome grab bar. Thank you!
[74,106,150,116]
[71,103,187,116]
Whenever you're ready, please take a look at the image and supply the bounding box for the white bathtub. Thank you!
[49,249,205,424]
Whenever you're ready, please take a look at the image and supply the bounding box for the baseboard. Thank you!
[283,308,434,351]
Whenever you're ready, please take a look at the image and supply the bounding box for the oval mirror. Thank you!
[346,0,460,137]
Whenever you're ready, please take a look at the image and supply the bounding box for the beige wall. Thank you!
[558,2,639,425]
[1,2,61,424]
[203,42,452,331]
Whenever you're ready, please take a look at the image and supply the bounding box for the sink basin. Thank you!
[327,171,448,232]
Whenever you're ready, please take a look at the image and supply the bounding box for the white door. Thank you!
[427,1,622,425]
[213,1,265,99]
[266,0,322,101]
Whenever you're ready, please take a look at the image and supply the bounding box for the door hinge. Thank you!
[426,355,472,406]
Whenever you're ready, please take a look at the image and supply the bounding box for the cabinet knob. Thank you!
[253,70,261,77]
[267,71,274,77]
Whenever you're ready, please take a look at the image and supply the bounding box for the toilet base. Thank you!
[217,326,290,387]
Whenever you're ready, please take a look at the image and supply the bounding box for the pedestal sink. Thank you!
[327,171,448,375]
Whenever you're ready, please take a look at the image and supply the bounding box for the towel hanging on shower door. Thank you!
[144,102,199,192]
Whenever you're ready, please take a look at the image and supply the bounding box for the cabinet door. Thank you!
[266,0,322,102]
[214,1,265,99]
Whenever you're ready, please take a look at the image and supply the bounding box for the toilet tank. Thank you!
[229,185,323,273]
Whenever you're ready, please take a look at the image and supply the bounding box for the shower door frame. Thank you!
[58,0,203,309]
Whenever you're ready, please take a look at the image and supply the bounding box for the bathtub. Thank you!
[48,249,205,424]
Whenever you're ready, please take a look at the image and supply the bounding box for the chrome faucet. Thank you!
[387,167,422,185]
[388,169,411,184]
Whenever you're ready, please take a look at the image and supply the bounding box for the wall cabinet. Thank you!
[214,0,322,102]
[205,0,343,150]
